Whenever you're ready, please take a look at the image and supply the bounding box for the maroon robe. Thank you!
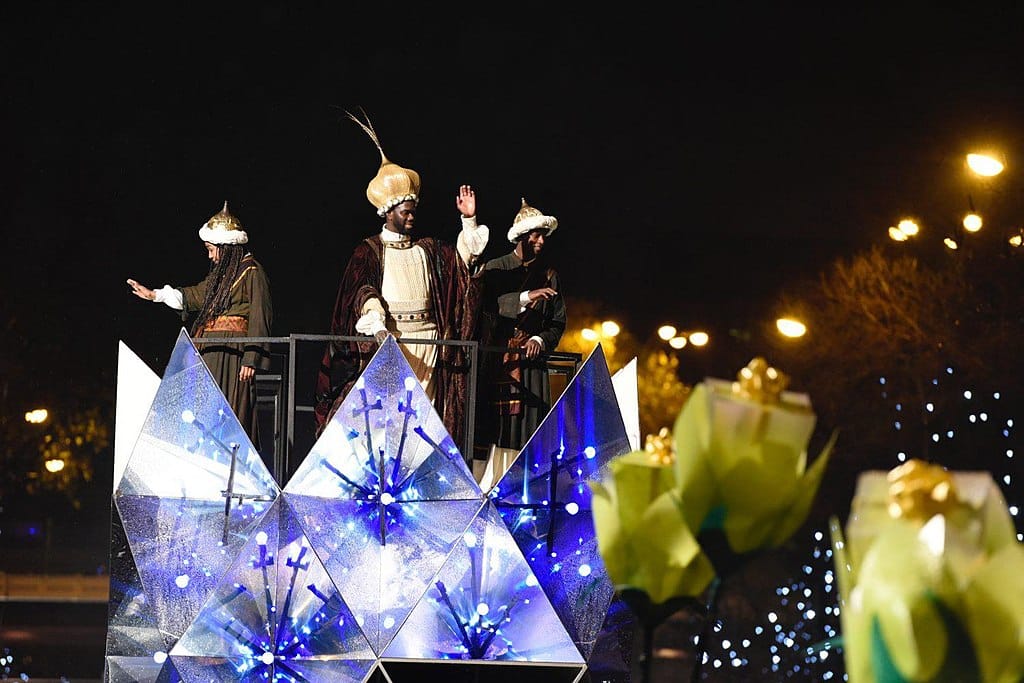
[314,234,482,451]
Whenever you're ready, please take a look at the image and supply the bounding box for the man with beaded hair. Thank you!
[127,202,273,443]
[313,111,489,452]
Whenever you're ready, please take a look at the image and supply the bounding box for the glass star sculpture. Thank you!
[107,332,628,682]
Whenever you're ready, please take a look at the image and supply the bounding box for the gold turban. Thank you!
[348,110,420,217]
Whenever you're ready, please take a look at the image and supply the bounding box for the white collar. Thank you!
[380,228,411,243]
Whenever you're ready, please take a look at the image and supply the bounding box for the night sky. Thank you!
[6,3,1024,400]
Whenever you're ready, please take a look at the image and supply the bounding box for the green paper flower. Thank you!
[591,358,835,608]
[832,461,1024,683]
[590,450,716,604]
[673,378,836,555]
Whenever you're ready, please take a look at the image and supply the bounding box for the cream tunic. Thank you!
[356,217,488,401]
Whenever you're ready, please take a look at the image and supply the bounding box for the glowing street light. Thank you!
[688,331,709,347]
[581,319,620,344]
[962,212,983,233]
[659,327,709,350]
[44,458,66,473]
[776,317,807,338]
[966,153,1004,177]
[600,320,621,338]
[898,218,920,236]
[889,218,919,242]
[25,408,49,424]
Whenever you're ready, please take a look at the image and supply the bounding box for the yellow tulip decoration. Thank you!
[591,357,837,682]
[830,459,1024,683]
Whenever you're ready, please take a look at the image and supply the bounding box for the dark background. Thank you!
[3,3,1024,680]
[6,3,1024,390]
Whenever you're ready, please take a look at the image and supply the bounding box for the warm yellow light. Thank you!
[657,325,677,341]
[1010,233,1024,248]
[897,219,919,236]
[600,320,621,338]
[888,226,908,242]
[963,213,982,232]
[944,237,959,250]
[966,153,1004,177]
[581,328,599,342]
[25,409,48,424]
[44,458,65,473]
[776,318,807,338]
[668,336,687,349]
[688,331,710,347]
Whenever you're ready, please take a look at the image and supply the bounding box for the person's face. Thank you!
[519,229,548,260]
[384,201,417,235]
[205,242,221,263]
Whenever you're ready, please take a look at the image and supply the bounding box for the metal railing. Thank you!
[193,335,581,484]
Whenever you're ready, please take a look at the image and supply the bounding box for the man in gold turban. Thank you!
[313,112,489,453]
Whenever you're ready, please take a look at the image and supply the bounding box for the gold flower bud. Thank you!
[732,357,790,404]
[886,459,960,521]
[644,426,675,465]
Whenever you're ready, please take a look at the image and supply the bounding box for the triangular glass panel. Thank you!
[105,503,170,657]
[286,336,480,502]
[489,344,631,660]
[114,340,161,491]
[383,499,583,664]
[171,652,380,681]
[116,329,279,499]
[112,329,281,641]
[282,337,484,654]
[379,660,586,682]
[611,357,641,452]
[104,655,179,683]
[583,595,636,683]
[171,497,375,681]
[114,489,276,641]
[285,494,483,655]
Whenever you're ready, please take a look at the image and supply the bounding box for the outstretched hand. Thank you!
[126,278,155,301]
[456,185,476,218]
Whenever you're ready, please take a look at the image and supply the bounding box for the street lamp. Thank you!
[962,212,983,233]
[658,327,709,350]
[25,408,48,424]
[776,317,807,339]
[581,319,620,343]
[888,218,920,242]
[966,153,1004,177]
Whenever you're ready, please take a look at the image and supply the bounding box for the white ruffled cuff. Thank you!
[154,285,183,310]
[457,215,489,264]
[355,309,387,336]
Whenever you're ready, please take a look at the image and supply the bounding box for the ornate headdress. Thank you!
[347,110,421,218]
[507,197,558,243]
[198,201,248,245]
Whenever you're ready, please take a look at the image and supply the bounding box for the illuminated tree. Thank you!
[636,349,691,441]
[0,299,113,508]
[763,244,1024,510]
